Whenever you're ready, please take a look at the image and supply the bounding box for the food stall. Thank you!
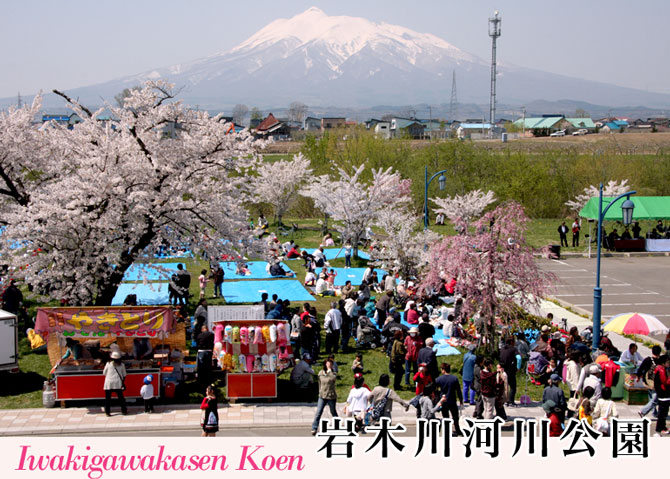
[209,306,293,399]
[35,306,184,402]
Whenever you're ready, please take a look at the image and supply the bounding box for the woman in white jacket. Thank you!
[103,351,127,416]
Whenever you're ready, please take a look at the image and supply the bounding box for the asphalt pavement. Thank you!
[537,256,670,341]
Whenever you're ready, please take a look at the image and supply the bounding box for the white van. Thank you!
[0,309,19,373]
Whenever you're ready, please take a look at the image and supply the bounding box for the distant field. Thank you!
[263,132,670,155]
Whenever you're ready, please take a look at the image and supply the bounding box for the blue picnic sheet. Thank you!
[315,248,370,260]
[219,261,295,280]
[221,279,315,304]
[123,262,182,282]
[111,282,171,306]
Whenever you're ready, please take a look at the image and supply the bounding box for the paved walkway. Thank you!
[0,399,650,436]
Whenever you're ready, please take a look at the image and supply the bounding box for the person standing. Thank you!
[375,291,391,328]
[404,327,423,387]
[311,359,338,435]
[344,243,352,269]
[571,218,581,247]
[637,345,662,419]
[1,280,23,314]
[499,337,518,406]
[558,222,569,248]
[542,374,567,423]
[368,374,410,424]
[212,265,224,298]
[417,338,438,381]
[176,263,191,305]
[435,363,464,436]
[480,359,496,419]
[200,385,219,437]
[461,345,477,405]
[324,302,342,354]
[653,355,670,436]
[103,351,127,416]
[140,375,155,413]
[390,330,407,389]
[196,324,215,388]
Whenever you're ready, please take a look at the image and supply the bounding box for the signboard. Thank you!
[208,305,265,330]
[35,306,175,339]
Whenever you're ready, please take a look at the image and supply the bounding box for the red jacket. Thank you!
[654,365,670,399]
[548,412,563,437]
[413,371,433,395]
[404,335,423,362]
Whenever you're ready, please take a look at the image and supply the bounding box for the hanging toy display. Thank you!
[253,355,263,372]
[262,325,271,343]
[254,326,263,344]
[246,355,256,373]
[240,326,248,345]
[224,325,233,344]
[269,324,277,343]
[248,326,255,344]
[214,323,224,344]
[238,354,247,372]
[232,326,240,343]
[276,323,286,346]
[261,354,270,371]
[269,353,277,372]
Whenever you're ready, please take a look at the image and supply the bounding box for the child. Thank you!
[198,269,208,300]
[578,386,594,425]
[327,268,337,287]
[543,399,563,437]
[352,353,364,375]
[327,354,339,374]
[304,270,316,287]
[140,375,154,413]
[200,385,219,437]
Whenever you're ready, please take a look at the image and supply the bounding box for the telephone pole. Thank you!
[449,70,458,122]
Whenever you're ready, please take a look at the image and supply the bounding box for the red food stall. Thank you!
[210,313,294,399]
[35,306,177,402]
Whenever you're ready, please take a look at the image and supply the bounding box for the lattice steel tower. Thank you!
[449,70,458,122]
[488,11,502,126]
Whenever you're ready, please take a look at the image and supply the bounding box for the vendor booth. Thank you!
[35,306,185,402]
[580,196,670,251]
[209,306,293,399]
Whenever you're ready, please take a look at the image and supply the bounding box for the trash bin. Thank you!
[549,244,561,259]
[501,132,508,143]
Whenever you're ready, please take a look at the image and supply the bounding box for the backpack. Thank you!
[366,389,391,425]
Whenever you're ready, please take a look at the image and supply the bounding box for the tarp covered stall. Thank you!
[36,306,182,402]
[580,196,670,221]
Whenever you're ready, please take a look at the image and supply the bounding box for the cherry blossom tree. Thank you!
[373,207,440,281]
[423,201,555,355]
[431,189,496,232]
[252,153,312,226]
[565,179,630,213]
[301,164,409,257]
[0,81,265,306]
[0,95,55,209]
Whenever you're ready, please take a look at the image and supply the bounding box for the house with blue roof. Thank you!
[390,117,425,139]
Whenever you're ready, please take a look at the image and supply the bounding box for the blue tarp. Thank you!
[316,248,370,260]
[123,262,182,281]
[219,261,295,280]
[111,283,171,306]
[221,279,315,304]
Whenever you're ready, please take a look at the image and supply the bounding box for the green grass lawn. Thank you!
[2,214,577,410]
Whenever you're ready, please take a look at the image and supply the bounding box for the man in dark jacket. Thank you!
[196,324,215,387]
[418,314,435,343]
[417,338,438,381]
[435,363,464,436]
[542,374,567,423]
[2,280,23,314]
[500,337,519,406]
[472,355,484,419]
[637,345,662,418]
[176,263,191,305]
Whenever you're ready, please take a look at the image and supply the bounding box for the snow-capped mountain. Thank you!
[13,7,670,110]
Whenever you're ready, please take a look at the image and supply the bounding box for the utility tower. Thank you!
[449,70,458,122]
[488,11,502,127]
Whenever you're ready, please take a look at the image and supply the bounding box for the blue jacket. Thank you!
[462,351,476,382]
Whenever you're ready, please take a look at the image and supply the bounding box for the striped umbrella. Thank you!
[603,312,669,336]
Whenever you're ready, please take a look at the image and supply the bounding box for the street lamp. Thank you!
[592,183,636,351]
[424,166,447,229]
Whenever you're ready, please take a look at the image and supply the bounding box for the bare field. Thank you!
[263,132,670,155]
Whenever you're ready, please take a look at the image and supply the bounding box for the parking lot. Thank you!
[537,256,670,338]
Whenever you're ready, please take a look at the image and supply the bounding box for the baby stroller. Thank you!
[527,351,549,386]
[356,315,382,349]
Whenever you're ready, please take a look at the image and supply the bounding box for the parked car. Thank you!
[572,129,588,136]
[550,130,566,137]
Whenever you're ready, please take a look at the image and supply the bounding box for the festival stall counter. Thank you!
[209,306,294,400]
[35,306,185,403]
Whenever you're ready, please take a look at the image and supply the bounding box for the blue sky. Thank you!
[1,0,667,98]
